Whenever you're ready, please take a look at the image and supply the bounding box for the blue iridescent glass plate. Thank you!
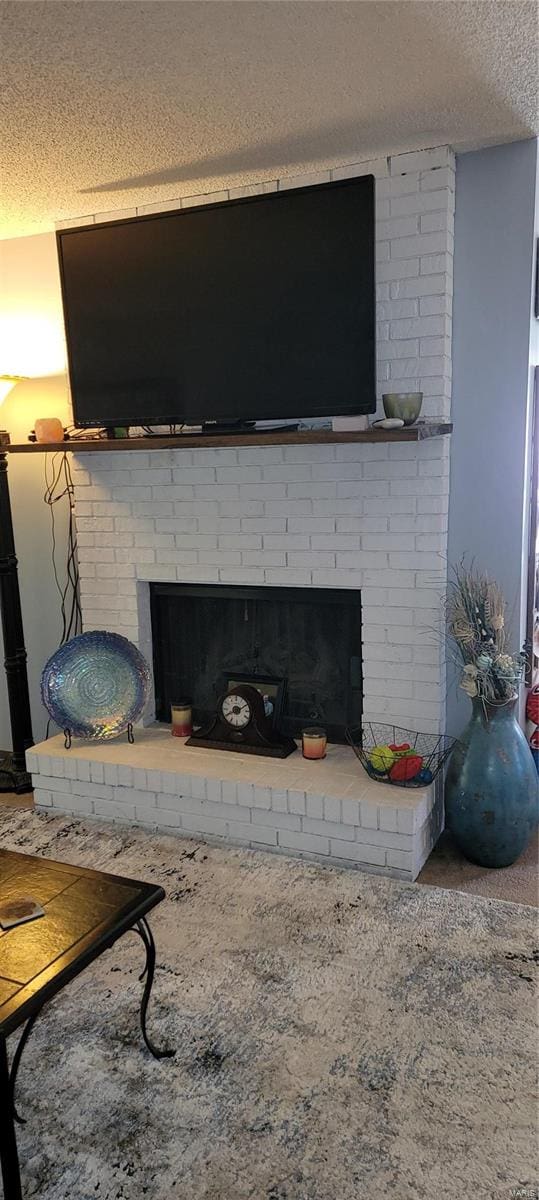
[41,631,151,740]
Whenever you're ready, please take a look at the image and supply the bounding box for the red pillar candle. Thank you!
[171,700,192,737]
[302,727,327,759]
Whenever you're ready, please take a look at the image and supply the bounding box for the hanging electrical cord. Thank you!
[43,451,82,647]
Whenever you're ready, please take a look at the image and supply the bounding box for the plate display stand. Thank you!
[62,722,136,750]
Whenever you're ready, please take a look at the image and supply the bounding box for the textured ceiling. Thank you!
[1,0,537,239]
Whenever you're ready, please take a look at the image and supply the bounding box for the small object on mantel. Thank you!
[0,896,45,930]
[383,392,423,426]
[35,417,65,443]
[302,727,327,759]
[332,415,369,432]
[372,418,405,430]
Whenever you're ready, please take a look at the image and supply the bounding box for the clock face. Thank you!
[221,692,252,729]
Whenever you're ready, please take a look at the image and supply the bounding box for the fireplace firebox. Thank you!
[150,583,362,743]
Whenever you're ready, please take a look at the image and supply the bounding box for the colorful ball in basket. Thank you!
[389,742,411,758]
[389,754,423,783]
[369,744,396,774]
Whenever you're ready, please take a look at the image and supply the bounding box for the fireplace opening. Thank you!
[150,583,362,743]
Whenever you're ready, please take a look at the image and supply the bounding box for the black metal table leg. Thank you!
[0,1034,22,1200]
[132,918,175,1059]
[9,1011,40,1125]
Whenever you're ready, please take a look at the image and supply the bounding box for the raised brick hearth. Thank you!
[28,729,443,881]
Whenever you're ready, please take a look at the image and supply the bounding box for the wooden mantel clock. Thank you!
[186,683,297,759]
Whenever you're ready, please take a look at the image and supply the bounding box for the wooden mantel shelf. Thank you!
[4,423,452,453]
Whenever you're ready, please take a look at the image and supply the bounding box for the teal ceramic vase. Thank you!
[445,696,539,868]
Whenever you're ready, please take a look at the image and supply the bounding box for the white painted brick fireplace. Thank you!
[71,433,449,736]
[30,145,455,879]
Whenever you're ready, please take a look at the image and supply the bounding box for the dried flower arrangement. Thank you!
[447,564,525,704]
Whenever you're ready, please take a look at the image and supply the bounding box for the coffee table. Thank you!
[0,848,173,1200]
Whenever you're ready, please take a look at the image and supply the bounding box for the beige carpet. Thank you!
[1,807,537,1200]
[418,827,539,907]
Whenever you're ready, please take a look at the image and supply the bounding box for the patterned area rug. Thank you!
[1,808,537,1200]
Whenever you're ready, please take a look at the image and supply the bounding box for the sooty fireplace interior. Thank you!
[150,583,362,742]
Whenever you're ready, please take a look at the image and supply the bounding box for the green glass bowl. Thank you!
[382,392,423,426]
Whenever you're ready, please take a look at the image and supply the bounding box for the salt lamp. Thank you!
[35,418,64,444]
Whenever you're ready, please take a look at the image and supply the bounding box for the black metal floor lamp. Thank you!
[0,401,33,793]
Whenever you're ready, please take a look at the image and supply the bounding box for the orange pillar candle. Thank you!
[302,727,327,759]
[171,700,192,737]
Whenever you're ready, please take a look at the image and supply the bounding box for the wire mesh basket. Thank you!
[346,722,456,789]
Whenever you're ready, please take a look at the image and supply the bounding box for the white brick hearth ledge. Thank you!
[28,729,443,881]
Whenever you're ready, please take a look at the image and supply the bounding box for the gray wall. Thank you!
[447,139,538,734]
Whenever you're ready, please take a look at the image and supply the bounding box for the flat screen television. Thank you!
[56,176,375,429]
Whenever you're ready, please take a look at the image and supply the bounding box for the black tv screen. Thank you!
[57,176,375,428]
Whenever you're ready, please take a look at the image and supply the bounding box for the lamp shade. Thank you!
[0,375,27,406]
